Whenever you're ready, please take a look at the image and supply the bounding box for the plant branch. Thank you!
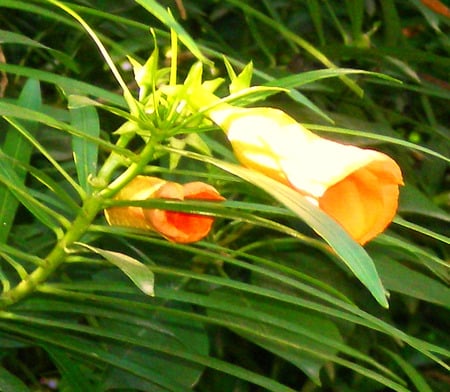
[0,131,158,308]
[0,195,102,307]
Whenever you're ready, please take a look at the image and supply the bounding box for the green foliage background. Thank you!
[0,0,449,391]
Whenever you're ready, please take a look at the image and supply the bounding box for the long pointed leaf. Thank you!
[76,243,155,296]
[0,79,41,243]
[168,148,389,307]
[0,366,29,392]
[70,98,100,195]
[43,344,94,392]
[134,0,211,65]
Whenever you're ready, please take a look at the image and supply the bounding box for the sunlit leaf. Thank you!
[0,63,125,106]
[76,243,155,296]
[70,97,100,195]
[168,148,389,308]
[133,0,212,65]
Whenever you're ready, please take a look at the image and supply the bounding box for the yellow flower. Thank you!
[105,176,225,243]
[189,89,403,245]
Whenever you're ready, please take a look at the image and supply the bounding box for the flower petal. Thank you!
[105,176,224,244]
[144,181,222,243]
[183,182,226,201]
[104,176,166,230]
[203,100,404,244]
[319,168,382,244]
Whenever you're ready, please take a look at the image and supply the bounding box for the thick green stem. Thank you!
[0,196,103,308]
[99,137,157,199]
[0,135,158,308]
[96,133,134,184]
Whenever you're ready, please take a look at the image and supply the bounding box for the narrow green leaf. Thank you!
[43,275,450,361]
[263,68,398,124]
[373,254,450,308]
[241,174,388,307]
[0,80,41,242]
[69,98,100,194]
[0,29,78,72]
[210,290,343,385]
[399,184,450,222]
[382,349,434,392]
[133,0,212,65]
[0,29,48,47]
[2,116,84,197]
[345,0,365,43]
[238,61,333,123]
[224,0,364,96]
[0,242,45,267]
[0,149,80,213]
[0,366,29,392]
[0,319,188,392]
[168,148,389,307]
[0,159,65,232]
[76,243,154,296]
[0,100,131,159]
[394,216,449,244]
[43,344,94,392]
[380,0,402,46]
[306,0,326,46]
[0,63,125,106]
[219,86,286,107]
[376,235,449,280]
[265,68,400,90]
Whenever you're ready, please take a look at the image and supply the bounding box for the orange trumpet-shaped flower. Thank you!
[104,176,225,243]
[188,88,403,245]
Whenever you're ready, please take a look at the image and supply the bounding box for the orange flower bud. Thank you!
[105,176,225,243]
[188,88,403,245]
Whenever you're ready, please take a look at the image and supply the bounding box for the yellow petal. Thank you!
[223,108,315,186]
[205,103,403,244]
[104,176,167,230]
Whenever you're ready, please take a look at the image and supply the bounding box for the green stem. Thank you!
[0,195,103,308]
[99,137,158,199]
[0,134,158,308]
[96,133,134,184]
[0,90,162,308]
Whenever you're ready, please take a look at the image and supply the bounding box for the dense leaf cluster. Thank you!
[0,1,448,391]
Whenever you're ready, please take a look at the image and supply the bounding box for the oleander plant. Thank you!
[0,1,449,391]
